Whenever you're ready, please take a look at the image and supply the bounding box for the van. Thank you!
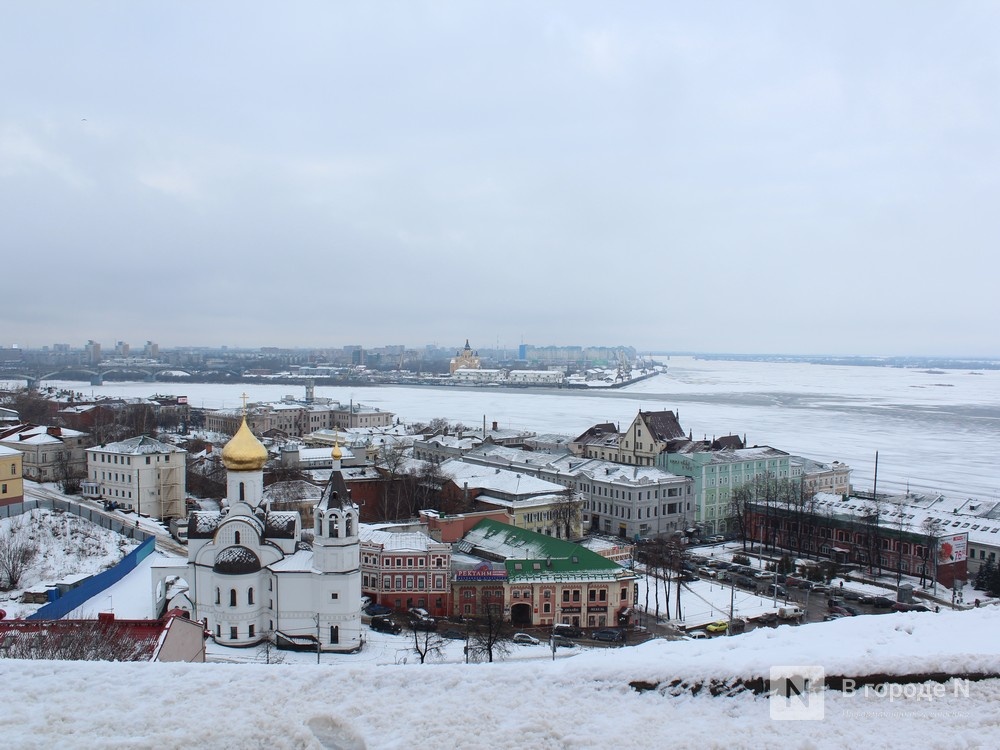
[169,518,188,544]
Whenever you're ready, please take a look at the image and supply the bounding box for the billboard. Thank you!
[938,533,967,564]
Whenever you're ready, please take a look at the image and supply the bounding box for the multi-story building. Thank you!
[745,492,971,589]
[453,519,639,629]
[664,445,793,537]
[206,397,394,439]
[0,424,89,483]
[792,457,852,497]
[0,445,24,506]
[83,436,187,519]
[359,522,452,618]
[571,410,687,466]
[437,459,584,540]
[455,446,692,541]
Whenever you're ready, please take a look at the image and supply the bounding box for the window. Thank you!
[620,587,627,601]
[331,592,339,600]
[234,531,241,545]
[249,624,255,638]
[248,588,254,605]
[330,625,339,644]
[230,589,237,607]
[230,627,238,640]
[215,588,220,605]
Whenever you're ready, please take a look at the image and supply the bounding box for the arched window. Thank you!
[230,589,237,607]
[234,531,241,545]
[248,587,255,605]
[215,588,220,605]
[330,514,339,538]
[330,625,339,644]
[239,482,245,502]
[345,515,352,537]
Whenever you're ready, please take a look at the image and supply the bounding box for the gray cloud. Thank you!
[2,2,998,355]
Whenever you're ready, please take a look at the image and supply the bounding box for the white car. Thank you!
[513,632,540,645]
[686,630,709,639]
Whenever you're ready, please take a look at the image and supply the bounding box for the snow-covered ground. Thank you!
[0,507,139,619]
[2,606,998,749]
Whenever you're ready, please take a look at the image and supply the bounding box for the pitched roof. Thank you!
[460,519,630,582]
[639,410,685,442]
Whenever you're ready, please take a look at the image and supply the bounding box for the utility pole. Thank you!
[315,613,321,664]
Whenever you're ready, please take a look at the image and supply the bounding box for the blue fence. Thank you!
[26,536,156,621]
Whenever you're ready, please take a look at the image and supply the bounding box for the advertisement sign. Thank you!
[938,533,967,564]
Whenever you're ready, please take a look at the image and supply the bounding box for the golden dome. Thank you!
[331,436,342,462]
[222,417,268,472]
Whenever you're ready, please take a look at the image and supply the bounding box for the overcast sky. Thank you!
[2,2,998,357]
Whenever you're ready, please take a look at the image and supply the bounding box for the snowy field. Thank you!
[23,355,1000,499]
[0,508,139,619]
[2,606,998,749]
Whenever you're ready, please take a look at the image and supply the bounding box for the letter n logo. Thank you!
[769,666,825,720]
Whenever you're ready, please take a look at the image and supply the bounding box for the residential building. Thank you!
[0,424,89,483]
[83,436,187,519]
[453,519,639,629]
[359,522,452,618]
[0,445,24,506]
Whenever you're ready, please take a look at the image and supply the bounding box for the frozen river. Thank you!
[27,356,1000,501]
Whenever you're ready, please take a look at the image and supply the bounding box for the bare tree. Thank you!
[406,622,444,664]
[919,517,943,588]
[550,490,582,540]
[0,517,38,591]
[255,630,286,664]
[0,621,154,661]
[729,483,753,551]
[466,590,512,663]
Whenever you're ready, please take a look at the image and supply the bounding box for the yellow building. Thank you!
[449,339,481,374]
[0,446,24,506]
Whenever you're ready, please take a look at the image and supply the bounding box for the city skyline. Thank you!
[3,3,999,357]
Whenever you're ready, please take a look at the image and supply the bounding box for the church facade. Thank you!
[170,417,362,653]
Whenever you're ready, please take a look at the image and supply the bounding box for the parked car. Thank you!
[408,612,438,631]
[551,634,576,648]
[754,571,775,580]
[705,620,729,634]
[441,629,467,640]
[823,613,845,621]
[513,632,540,645]
[841,604,862,617]
[407,607,432,620]
[552,623,583,639]
[769,584,788,598]
[829,605,854,617]
[363,603,393,617]
[872,596,894,609]
[686,630,709,639]
[369,616,401,635]
[592,629,624,642]
[843,589,862,601]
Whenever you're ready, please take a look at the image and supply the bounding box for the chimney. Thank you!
[492,421,498,431]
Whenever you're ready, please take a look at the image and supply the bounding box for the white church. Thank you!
[156,415,362,653]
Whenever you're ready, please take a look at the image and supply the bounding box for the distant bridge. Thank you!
[0,367,242,388]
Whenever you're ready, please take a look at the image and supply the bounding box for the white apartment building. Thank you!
[84,436,187,519]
